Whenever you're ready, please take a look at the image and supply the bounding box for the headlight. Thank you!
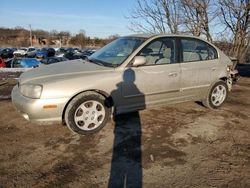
[19,84,43,99]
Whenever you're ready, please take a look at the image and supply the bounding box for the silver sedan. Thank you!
[12,34,236,135]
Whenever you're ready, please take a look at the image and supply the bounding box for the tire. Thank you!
[202,81,228,109]
[65,91,110,135]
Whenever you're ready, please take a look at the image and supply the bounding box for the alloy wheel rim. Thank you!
[211,85,226,106]
[74,100,105,131]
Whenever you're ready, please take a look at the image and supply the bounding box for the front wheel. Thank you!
[202,81,228,109]
[65,92,110,135]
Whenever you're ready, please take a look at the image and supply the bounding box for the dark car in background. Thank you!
[82,48,98,56]
[55,48,82,58]
[36,48,55,59]
[55,47,68,57]
[62,48,99,60]
[6,58,40,68]
[40,57,68,65]
[60,48,76,59]
[63,50,77,60]
[0,48,16,59]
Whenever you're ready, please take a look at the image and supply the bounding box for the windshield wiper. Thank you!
[87,58,117,68]
[88,58,105,66]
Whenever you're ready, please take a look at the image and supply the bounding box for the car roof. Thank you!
[126,33,209,41]
[125,33,217,49]
[125,34,157,38]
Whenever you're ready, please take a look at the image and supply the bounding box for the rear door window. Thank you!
[181,39,218,63]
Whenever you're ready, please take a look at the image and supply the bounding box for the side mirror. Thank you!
[132,56,146,67]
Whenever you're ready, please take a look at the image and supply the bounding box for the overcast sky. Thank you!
[0,0,136,38]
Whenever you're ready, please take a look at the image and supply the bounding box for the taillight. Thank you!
[227,65,233,71]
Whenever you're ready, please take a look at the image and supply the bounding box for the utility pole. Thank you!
[29,24,33,47]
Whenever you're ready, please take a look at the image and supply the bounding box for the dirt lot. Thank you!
[0,67,250,188]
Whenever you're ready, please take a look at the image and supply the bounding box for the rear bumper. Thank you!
[230,69,240,84]
[11,85,69,124]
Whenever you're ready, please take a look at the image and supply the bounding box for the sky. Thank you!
[0,0,136,38]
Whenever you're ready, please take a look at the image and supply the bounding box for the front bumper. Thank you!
[11,85,69,124]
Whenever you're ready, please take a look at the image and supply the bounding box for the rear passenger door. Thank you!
[179,38,218,97]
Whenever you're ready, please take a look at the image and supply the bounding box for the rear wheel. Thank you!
[202,81,228,109]
[65,92,110,135]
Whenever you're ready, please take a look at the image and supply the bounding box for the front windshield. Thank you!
[89,37,146,67]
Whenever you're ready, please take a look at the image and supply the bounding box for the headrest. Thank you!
[162,48,171,58]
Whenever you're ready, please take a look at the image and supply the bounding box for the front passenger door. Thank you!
[121,37,181,110]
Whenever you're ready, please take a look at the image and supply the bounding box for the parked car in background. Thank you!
[54,48,66,59]
[13,48,27,57]
[0,57,6,68]
[6,58,40,68]
[62,48,99,60]
[26,47,37,57]
[55,48,94,59]
[62,48,76,59]
[40,57,68,65]
[55,47,68,57]
[0,48,15,59]
[12,34,239,135]
[63,50,78,60]
[0,48,3,59]
[36,48,55,59]
[73,48,81,53]
[71,53,89,60]
[82,48,97,56]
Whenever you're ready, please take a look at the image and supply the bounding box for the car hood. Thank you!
[19,59,112,84]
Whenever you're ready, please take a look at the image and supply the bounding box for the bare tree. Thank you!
[181,0,218,42]
[127,0,182,34]
[219,0,250,63]
[69,30,87,48]
[127,0,217,42]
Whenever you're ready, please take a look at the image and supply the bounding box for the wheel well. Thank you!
[220,77,227,82]
[62,90,114,122]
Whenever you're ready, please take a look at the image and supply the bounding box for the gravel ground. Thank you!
[0,67,250,188]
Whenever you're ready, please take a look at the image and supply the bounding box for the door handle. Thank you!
[168,72,178,77]
[212,67,216,71]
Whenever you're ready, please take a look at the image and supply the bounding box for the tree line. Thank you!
[0,27,119,48]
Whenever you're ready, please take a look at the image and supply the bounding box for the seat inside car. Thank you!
[156,48,171,64]
[140,48,157,65]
